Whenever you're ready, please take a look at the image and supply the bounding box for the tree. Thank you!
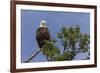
[42,25,90,61]
[24,25,90,62]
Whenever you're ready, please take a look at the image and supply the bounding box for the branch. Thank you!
[46,56,50,61]
[63,47,66,53]
[61,39,66,53]
[24,50,41,63]
[70,48,81,60]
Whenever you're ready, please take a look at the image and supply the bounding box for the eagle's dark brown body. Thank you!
[36,27,51,48]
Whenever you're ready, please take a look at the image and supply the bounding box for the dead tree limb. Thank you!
[24,50,41,63]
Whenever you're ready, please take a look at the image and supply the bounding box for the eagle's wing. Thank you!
[36,27,51,48]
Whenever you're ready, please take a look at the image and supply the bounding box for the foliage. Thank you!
[42,40,60,61]
[42,25,90,61]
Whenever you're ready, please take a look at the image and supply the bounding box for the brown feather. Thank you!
[36,27,51,48]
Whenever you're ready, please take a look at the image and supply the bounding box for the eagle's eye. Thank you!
[40,20,46,27]
[42,23,46,27]
[42,23,45,26]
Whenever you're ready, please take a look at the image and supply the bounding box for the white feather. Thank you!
[40,20,47,27]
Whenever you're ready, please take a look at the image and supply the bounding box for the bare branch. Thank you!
[24,50,41,63]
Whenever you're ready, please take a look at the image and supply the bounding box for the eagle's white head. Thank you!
[40,20,47,27]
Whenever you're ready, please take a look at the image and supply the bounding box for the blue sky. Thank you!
[21,9,90,63]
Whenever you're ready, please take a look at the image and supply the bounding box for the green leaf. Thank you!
[41,25,90,61]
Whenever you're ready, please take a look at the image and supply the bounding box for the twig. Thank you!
[70,48,81,60]
[63,47,66,53]
[24,50,41,63]
[46,56,50,61]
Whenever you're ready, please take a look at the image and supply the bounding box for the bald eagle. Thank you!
[36,20,51,49]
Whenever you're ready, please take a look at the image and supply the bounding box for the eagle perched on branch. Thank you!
[36,20,51,49]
